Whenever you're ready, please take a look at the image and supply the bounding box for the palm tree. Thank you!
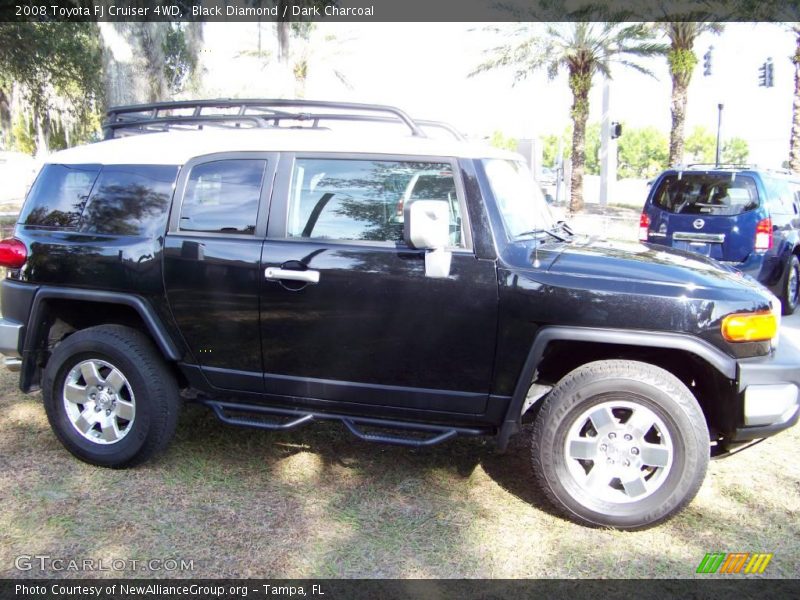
[472,23,665,213]
[789,24,800,172]
[661,22,723,166]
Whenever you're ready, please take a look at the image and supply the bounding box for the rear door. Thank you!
[648,172,762,262]
[258,154,499,414]
[164,152,277,392]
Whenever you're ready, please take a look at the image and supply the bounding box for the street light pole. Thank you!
[715,103,724,167]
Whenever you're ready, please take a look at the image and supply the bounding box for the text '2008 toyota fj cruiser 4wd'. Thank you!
[0,100,798,530]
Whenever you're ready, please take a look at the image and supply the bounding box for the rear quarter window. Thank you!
[651,173,759,216]
[19,164,101,228]
[79,165,179,236]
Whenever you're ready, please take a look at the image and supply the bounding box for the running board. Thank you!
[201,399,487,448]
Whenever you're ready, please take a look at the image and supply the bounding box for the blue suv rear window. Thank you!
[652,173,759,216]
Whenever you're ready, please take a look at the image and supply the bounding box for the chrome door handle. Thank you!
[264,267,320,284]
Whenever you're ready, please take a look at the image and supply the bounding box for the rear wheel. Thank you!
[531,360,709,529]
[780,254,800,316]
[42,325,180,468]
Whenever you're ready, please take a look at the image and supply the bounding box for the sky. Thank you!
[200,22,798,168]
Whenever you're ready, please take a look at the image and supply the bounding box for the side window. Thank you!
[180,159,266,234]
[286,158,463,246]
[766,177,797,215]
[19,164,100,228]
[79,165,178,236]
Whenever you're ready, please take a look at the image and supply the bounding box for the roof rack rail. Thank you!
[103,99,430,139]
[673,163,757,170]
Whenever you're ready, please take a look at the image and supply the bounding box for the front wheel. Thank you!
[531,360,709,529]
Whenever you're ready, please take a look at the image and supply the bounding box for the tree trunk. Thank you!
[33,103,50,157]
[790,26,800,173]
[669,73,689,166]
[568,67,591,213]
[100,23,169,107]
[276,11,290,64]
[0,88,10,149]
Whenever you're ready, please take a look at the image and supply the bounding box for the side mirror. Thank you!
[404,200,452,278]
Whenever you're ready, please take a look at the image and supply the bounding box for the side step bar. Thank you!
[200,400,488,448]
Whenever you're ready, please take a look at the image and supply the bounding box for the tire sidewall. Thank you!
[43,338,154,466]
[783,255,800,314]
[537,373,706,529]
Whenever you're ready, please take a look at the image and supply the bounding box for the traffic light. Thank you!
[766,58,774,87]
[703,46,713,76]
[759,61,767,87]
[610,122,622,139]
[759,58,775,87]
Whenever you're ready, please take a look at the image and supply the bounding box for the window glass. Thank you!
[287,159,463,246]
[483,159,554,238]
[180,159,266,234]
[652,173,759,216]
[79,165,178,236]
[19,164,100,228]
[763,176,797,215]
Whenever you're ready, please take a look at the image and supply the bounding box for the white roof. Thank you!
[47,128,520,166]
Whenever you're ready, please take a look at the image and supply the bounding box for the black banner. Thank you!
[2,579,799,600]
[0,0,799,23]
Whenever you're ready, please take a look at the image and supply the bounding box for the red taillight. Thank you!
[638,213,651,242]
[755,218,773,251]
[0,238,27,269]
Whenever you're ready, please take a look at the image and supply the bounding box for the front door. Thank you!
[259,154,498,414]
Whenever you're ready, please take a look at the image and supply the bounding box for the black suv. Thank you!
[0,100,798,530]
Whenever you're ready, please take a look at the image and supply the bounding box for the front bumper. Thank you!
[734,340,800,441]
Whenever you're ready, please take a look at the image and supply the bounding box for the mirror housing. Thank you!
[403,200,452,278]
[404,200,450,250]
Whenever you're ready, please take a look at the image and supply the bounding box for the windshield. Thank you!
[483,159,556,238]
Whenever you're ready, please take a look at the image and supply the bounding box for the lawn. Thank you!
[0,366,798,579]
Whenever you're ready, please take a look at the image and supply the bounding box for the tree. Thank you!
[722,137,749,164]
[100,23,170,107]
[0,23,104,155]
[661,22,723,166]
[684,126,716,163]
[684,126,749,165]
[489,130,518,152]
[164,23,197,96]
[617,126,669,178]
[790,24,800,172]
[472,23,665,212]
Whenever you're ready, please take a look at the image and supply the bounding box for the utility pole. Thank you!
[715,103,724,167]
[599,78,617,208]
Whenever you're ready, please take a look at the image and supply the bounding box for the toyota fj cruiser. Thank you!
[0,100,798,529]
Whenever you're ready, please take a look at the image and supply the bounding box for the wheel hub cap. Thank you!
[62,359,135,445]
[564,399,674,505]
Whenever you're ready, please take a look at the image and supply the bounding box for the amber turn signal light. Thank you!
[721,310,778,342]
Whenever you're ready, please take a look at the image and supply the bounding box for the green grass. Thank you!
[0,368,798,579]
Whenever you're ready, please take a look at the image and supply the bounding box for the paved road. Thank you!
[780,311,800,355]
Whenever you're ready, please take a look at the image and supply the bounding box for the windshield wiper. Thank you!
[556,220,574,235]
[514,228,568,242]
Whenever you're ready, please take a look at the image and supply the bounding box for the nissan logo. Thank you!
[693,219,705,230]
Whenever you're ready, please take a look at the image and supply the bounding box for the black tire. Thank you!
[780,254,800,316]
[42,324,180,468]
[531,360,709,530]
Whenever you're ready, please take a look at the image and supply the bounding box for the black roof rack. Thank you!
[102,99,437,139]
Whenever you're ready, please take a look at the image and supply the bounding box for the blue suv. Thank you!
[640,166,800,314]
